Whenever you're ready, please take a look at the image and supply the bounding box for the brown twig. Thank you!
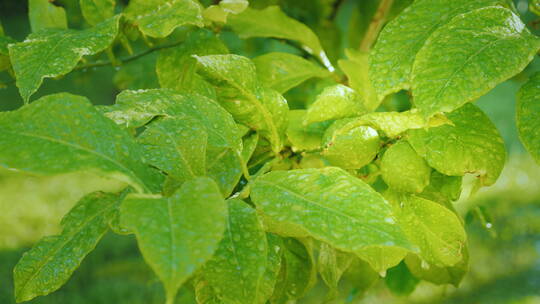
[359,0,394,52]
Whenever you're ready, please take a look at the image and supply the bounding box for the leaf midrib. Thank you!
[3,129,148,192]
[16,199,114,299]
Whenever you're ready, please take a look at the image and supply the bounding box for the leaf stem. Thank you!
[359,0,394,52]
[74,40,185,71]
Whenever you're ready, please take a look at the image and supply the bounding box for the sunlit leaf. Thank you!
[28,0,67,32]
[412,6,540,117]
[0,93,161,193]
[120,177,227,303]
[407,104,506,186]
[305,84,367,125]
[200,199,268,304]
[9,16,120,102]
[14,192,120,302]
[124,0,203,38]
[251,167,413,271]
[80,0,116,25]
[380,141,431,193]
[195,54,288,154]
[253,52,330,94]
[517,72,540,165]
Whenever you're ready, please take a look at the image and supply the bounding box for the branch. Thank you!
[359,0,394,52]
[74,40,184,71]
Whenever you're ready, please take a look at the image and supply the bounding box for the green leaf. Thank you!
[412,6,540,118]
[317,242,354,295]
[258,233,283,304]
[370,0,508,100]
[251,167,412,272]
[120,177,227,303]
[137,116,208,186]
[321,119,380,169]
[195,54,288,154]
[404,247,469,287]
[242,132,259,164]
[407,104,506,186]
[305,84,367,125]
[28,0,67,32]
[9,16,120,102]
[0,93,161,193]
[80,0,116,25]
[0,32,15,72]
[124,0,204,38]
[156,29,228,98]
[227,6,333,71]
[14,191,120,302]
[419,171,463,204]
[200,199,268,304]
[338,49,378,111]
[100,89,244,196]
[203,0,248,23]
[355,110,451,138]
[271,238,317,303]
[385,191,467,267]
[517,72,540,165]
[380,141,431,193]
[384,261,419,296]
[253,52,330,94]
[286,110,331,152]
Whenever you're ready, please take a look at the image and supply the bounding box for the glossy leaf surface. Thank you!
[156,29,228,98]
[251,167,412,271]
[305,84,366,125]
[370,0,507,99]
[200,199,268,304]
[120,177,226,303]
[386,192,467,267]
[14,192,120,302]
[80,0,116,25]
[0,93,160,193]
[322,119,380,169]
[412,6,540,117]
[407,104,506,186]
[124,0,203,38]
[517,72,540,164]
[9,16,120,102]
[381,141,431,193]
[253,52,330,94]
[28,0,67,32]
[195,54,288,154]
[228,6,333,70]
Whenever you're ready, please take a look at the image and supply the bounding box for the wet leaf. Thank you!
[200,199,268,304]
[14,192,120,302]
[28,0,67,32]
[322,119,380,169]
[305,84,366,125]
[380,141,431,193]
[517,72,540,165]
[251,167,412,271]
[0,93,161,193]
[124,0,203,38]
[9,16,120,102]
[195,54,288,154]
[80,0,116,25]
[370,0,508,100]
[120,177,227,303]
[253,52,330,94]
[407,104,506,186]
[412,6,540,117]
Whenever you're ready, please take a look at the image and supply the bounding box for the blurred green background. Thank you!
[1,0,540,303]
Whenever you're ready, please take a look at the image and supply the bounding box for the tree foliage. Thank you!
[1,0,539,303]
